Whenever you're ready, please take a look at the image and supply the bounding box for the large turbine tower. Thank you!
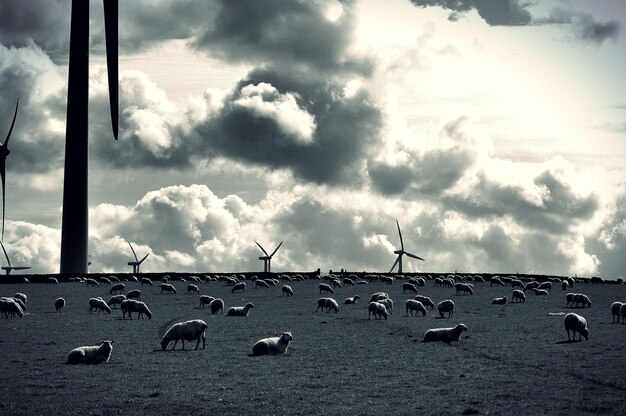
[60,0,118,274]
[390,220,425,274]
[255,241,282,273]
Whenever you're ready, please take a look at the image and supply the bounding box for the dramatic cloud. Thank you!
[587,186,626,278]
[409,0,532,26]
[538,7,621,44]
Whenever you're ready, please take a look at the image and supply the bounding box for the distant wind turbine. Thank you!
[390,220,425,273]
[0,240,30,275]
[0,98,19,241]
[255,241,282,273]
[127,242,149,274]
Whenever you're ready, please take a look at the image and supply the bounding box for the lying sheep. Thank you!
[126,289,141,300]
[423,324,468,343]
[252,332,293,356]
[227,302,255,317]
[282,285,294,297]
[199,295,215,308]
[66,340,114,364]
[0,297,23,318]
[611,302,623,323]
[232,282,246,293]
[160,320,208,350]
[107,294,126,308]
[492,296,507,305]
[405,299,427,317]
[89,297,111,314]
[414,295,435,310]
[55,297,65,312]
[368,302,388,320]
[140,278,153,286]
[319,283,334,294]
[512,290,526,303]
[402,283,418,294]
[120,299,152,319]
[343,296,360,304]
[455,283,473,296]
[110,283,125,295]
[160,283,177,294]
[210,298,224,315]
[564,313,589,341]
[187,284,200,294]
[437,300,455,318]
[532,288,549,296]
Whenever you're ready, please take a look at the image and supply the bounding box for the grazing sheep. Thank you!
[377,298,393,314]
[11,297,25,312]
[442,279,454,288]
[423,324,468,343]
[120,299,152,319]
[414,295,435,310]
[343,296,360,304]
[621,304,626,324]
[47,277,59,285]
[0,297,24,318]
[232,282,246,294]
[415,277,426,287]
[331,278,342,288]
[369,292,389,303]
[490,277,504,287]
[567,277,575,287]
[455,283,474,296]
[66,340,114,364]
[368,302,388,320]
[522,281,539,292]
[140,278,153,286]
[532,288,549,296]
[160,283,177,294]
[492,296,507,305]
[511,280,524,290]
[437,300,455,318]
[316,298,339,313]
[187,284,200,294]
[14,293,27,304]
[565,293,577,308]
[160,320,208,351]
[282,285,294,297]
[380,276,394,284]
[199,295,215,308]
[99,277,112,285]
[265,279,277,287]
[319,283,334,294]
[402,283,418,294]
[55,297,65,312]
[107,294,126,308]
[611,302,623,323]
[89,297,112,314]
[161,276,169,283]
[564,313,589,341]
[405,299,427,317]
[255,280,269,289]
[434,277,443,287]
[572,293,592,308]
[110,283,125,295]
[538,282,552,292]
[561,280,569,290]
[209,298,224,314]
[85,278,99,287]
[512,290,526,303]
[252,332,293,356]
[343,278,355,286]
[227,302,255,317]
[126,289,141,300]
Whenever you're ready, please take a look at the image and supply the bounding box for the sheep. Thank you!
[611,302,623,323]
[405,299,427,317]
[85,278,100,287]
[565,293,577,308]
[0,297,23,318]
[120,299,152,319]
[331,278,342,288]
[140,278,153,286]
[12,297,25,312]
[532,288,549,296]
[561,280,569,290]
[89,297,112,314]
[455,283,474,295]
[512,290,526,303]
[538,282,552,292]
[491,296,507,305]
[564,313,589,341]
[414,295,435,310]
[380,276,394,284]
[107,294,126,308]
[251,332,293,356]
[434,277,443,286]
[14,293,27,304]
[442,279,454,288]
[621,304,626,324]
[55,297,65,312]
[160,283,177,294]
[343,296,360,304]
[255,280,269,289]
[187,284,200,294]
[368,292,389,303]
[572,294,592,308]
[209,298,224,314]
[282,285,294,297]
[110,283,125,294]
[47,277,59,285]
[99,277,112,285]
[126,289,141,300]
[522,281,539,292]
[490,277,504,287]
[109,276,120,282]
[423,324,468,343]
[402,283,418,294]
[437,299,455,318]
[199,295,215,308]
[265,279,277,287]
[316,298,339,313]
[567,277,575,287]
[319,283,334,294]
[368,302,388,320]
[415,277,426,287]
[227,302,255,317]
[232,282,246,293]
[511,279,524,290]
[377,298,393,314]
[160,319,208,351]
[66,340,114,364]
[161,276,169,283]
[342,278,355,286]
[129,276,139,282]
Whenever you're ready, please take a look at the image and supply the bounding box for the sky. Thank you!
[0,0,624,277]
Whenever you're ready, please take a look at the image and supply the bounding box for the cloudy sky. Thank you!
[0,0,624,277]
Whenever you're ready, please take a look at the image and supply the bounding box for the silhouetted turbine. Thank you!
[0,240,30,275]
[390,220,424,273]
[255,241,282,273]
[0,98,19,241]
[127,242,149,274]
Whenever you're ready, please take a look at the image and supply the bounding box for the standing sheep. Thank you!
[110,283,125,294]
[232,282,246,293]
[89,297,112,314]
[160,320,208,350]
[369,292,389,303]
[405,300,427,317]
[564,313,589,341]
[368,302,388,320]
[120,299,152,319]
[0,298,23,318]
[251,332,293,356]
[66,340,114,364]
[126,289,141,300]
[414,295,435,310]
[523,281,539,293]
[455,283,474,295]
[423,324,468,343]
[611,302,623,323]
[437,300,455,318]
[140,277,153,286]
[561,280,569,290]
[187,284,200,294]
[255,280,269,289]
[512,290,526,303]
[319,283,334,294]
[402,283,418,294]
[281,285,294,297]
[538,282,552,292]
[107,294,126,308]
[14,293,27,304]
[209,298,224,314]
[227,302,255,317]
[55,298,65,312]
[532,288,549,296]
[621,304,626,324]
[572,294,592,308]
[160,283,177,294]
[378,298,393,314]
[199,295,215,308]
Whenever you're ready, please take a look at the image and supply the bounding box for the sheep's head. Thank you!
[282,332,293,342]
[582,328,590,340]
[457,324,468,332]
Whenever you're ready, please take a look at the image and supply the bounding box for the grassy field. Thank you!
[1,276,625,415]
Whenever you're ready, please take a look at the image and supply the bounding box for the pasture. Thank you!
[1,276,625,415]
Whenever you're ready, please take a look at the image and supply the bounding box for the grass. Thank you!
[1,277,626,415]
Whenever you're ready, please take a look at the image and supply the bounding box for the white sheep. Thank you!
[522,281,539,292]
[414,295,435,310]
[423,324,468,343]
[199,295,215,308]
[160,319,208,350]
[532,288,549,296]
[437,299,455,318]
[565,292,577,308]
[368,301,388,320]
[160,283,177,294]
[140,278,153,286]
[227,302,255,317]
[454,283,473,295]
[210,298,224,314]
[377,298,393,314]
[405,299,427,317]
[369,292,389,303]
[47,277,59,285]
[251,332,293,356]
[126,289,141,300]
[14,293,27,304]
[512,290,526,303]
[561,280,569,290]
[255,280,269,289]
[232,282,246,293]
[572,293,592,308]
[110,283,125,294]
[491,296,507,305]
[538,282,552,292]
[120,299,152,319]
[66,340,114,364]
[107,294,126,308]
[99,277,112,285]
[611,302,623,323]
[282,285,294,296]
[89,297,112,314]
[511,280,524,290]
[490,277,504,287]
[55,297,65,312]
[187,284,200,294]
[85,278,99,287]
[343,296,360,304]
[316,297,339,313]
[0,297,23,318]
[621,304,626,324]
[343,278,355,286]
[319,283,334,294]
[402,283,418,294]
[564,313,589,341]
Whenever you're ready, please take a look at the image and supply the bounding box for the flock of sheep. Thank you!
[0,272,622,365]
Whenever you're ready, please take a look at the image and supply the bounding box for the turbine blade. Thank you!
[0,240,11,267]
[0,158,5,241]
[389,255,400,273]
[128,242,139,261]
[139,252,150,264]
[404,251,425,261]
[255,241,269,256]
[396,220,404,251]
[269,241,283,258]
[2,98,19,147]
[103,0,118,140]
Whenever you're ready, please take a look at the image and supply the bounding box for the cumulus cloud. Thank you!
[409,0,532,26]
[587,186,626,278]
[537,7,621,44]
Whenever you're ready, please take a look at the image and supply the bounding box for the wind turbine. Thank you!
[255,241,282,273]
[127,242,149,274]
[0,241,30,275]
[390,220,424,274]
[60,0,118,274]
[0,98,19,241]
